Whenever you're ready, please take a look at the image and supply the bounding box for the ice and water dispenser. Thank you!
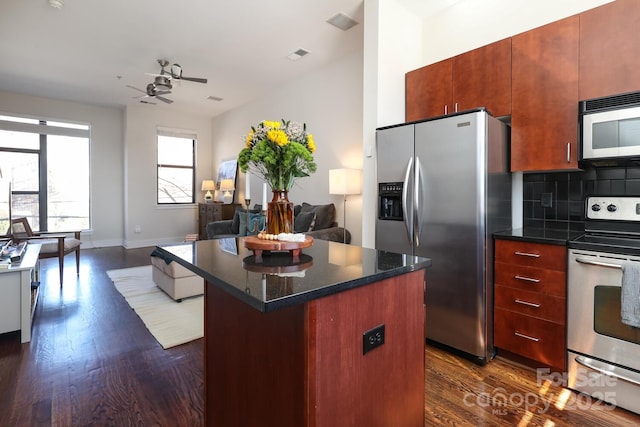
[378,182,403,221]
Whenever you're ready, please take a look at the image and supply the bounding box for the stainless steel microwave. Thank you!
[580,91,640,166]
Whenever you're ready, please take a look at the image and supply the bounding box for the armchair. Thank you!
[11,217,81,286]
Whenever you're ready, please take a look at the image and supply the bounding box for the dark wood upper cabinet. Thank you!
[405,58,452,122]
[511,15,579,172]
[405,39,511,122]
[453,38,511,118]
[579,0,640,100]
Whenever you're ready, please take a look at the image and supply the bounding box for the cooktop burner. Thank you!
[569,233,640,256]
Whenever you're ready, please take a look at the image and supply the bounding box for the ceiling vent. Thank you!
[326,13,359,31]
[287,48,311,61]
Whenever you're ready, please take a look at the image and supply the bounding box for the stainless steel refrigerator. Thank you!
[375,109,511,363]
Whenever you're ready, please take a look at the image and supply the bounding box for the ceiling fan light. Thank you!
[49,0,64,9]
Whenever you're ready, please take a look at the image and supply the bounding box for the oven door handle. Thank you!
[575,355,640,386]
[575,257,622,269]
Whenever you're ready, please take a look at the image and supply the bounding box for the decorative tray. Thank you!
[243,235,313,261]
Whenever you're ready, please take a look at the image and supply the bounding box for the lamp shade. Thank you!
[201,180,216,191]
[220,179,235,192]
[329,168,361,195]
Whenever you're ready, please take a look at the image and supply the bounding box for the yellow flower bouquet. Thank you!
[238,119,317,191]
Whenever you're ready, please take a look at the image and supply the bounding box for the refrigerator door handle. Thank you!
[402,157,413,242]
[414,156,423,247]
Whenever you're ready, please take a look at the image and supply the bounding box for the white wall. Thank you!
[420,0,614,64]
[0,90,124,247]
[211,50,364,245]
[123,105,214,248]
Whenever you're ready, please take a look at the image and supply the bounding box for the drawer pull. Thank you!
[515,332,540,342]
[515,299,540,308]
[514,251,540,258]
[514,275,540,283]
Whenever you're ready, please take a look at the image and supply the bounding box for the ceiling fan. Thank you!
[146,59,208,85]
[126,59,207,104]
[126,83,173,104]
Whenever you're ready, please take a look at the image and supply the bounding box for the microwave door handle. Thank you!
[402,157,413,243]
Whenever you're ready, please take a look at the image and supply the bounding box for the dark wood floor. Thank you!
[1,245,639,426]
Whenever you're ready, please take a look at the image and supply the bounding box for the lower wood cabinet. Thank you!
[494,239,567,370]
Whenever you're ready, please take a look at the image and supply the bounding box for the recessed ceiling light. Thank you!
[207,96,224,101]
[326,13,359,31]
[287,48,311,61]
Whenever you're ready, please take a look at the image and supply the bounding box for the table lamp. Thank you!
[220,179,235,204]
[201,180,215,203]
[329,168,362,243]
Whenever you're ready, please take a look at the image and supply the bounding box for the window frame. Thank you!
[156,128,197,206]
[0,114,91,232]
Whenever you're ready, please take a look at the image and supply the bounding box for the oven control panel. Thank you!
[586,196,640,221]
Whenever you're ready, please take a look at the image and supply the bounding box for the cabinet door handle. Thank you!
[514,275,540,283]
[455,102,459,112]
[444,105,448,115]
[514,251,540,258]
[515,299,540,308]
[567,142,571,163]
[515,332,540,342]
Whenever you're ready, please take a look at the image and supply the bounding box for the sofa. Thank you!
[206,202,351,244]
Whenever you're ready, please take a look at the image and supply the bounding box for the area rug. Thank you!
[106,265,203,349]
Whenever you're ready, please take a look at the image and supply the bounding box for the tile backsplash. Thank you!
[523,166,640,232]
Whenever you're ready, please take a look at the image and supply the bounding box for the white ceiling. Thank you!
[0,0,460,118]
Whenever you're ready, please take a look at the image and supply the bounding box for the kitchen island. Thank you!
[155,238,430,427]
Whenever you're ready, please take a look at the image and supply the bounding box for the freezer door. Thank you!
[375,124,414,255]
[414,111,489,359]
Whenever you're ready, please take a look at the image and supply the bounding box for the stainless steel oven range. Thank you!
[568,196,640,415]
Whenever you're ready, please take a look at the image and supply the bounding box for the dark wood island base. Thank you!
[204,269,426,427]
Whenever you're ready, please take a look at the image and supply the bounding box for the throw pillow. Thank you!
[232,207,260,234]
[300,203,335,230]
[240,212,265,236]
[294,212,316,233]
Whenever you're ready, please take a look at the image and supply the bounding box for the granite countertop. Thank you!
[493,228,584,246]
[154,238,431,312]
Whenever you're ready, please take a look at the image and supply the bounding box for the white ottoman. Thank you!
[150,255,204,302]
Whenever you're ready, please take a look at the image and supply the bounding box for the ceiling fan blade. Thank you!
[154,90,171,96]
[155,94,174,104]
[180,76,208,84]
[126,85,147,94]
[140,99,157,105]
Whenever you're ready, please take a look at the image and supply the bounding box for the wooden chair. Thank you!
[11,217,81,286]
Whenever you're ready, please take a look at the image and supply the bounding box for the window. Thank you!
[157,128,196,204]
[0,114,90,232]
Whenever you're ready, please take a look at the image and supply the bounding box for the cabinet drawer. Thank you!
[495,240,566,271]
[495,285,565,324]
[494,262,566,297]
[494,308,565,369]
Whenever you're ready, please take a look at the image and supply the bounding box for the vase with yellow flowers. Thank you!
[238,119,317,235]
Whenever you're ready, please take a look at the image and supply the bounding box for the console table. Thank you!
[0,243,41,343]
[198,202,241,239]
[156,239,430,426]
